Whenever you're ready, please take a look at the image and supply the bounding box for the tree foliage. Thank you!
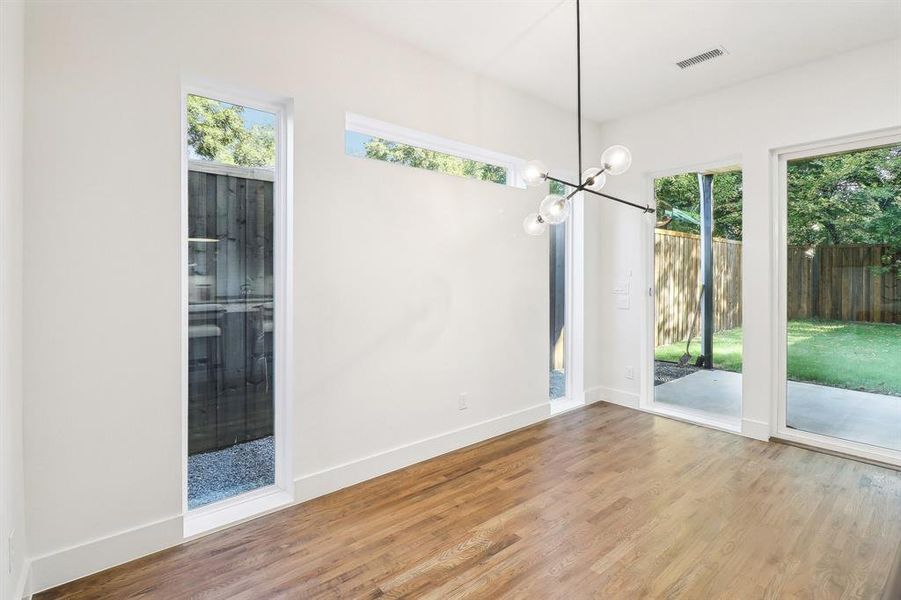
[653,146,900,277]
[363,137,506,184]
[788,146,901,278]
[655,171,743,240]
[787,146,900,245]
[187,95,275,168]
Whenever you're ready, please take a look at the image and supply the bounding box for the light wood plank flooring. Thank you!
[38,402,901,599]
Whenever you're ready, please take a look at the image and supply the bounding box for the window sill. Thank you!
[184,485,293,539]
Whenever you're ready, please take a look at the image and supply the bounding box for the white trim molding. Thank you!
[740,418,770,441]
[294,401,551,503]
[27,400,555,596]
[28,516,183,594]
[587,385,640,410]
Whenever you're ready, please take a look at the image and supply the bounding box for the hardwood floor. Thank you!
[38,402,901,599]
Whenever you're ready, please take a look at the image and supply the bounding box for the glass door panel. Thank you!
[786,145,901,451]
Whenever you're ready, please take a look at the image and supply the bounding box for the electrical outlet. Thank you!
[458,393,468,410]
[625,366,634,380]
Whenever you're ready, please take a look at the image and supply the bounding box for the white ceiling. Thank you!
[325,0,901,122]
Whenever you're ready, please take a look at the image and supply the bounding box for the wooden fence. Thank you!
[655,229,742,347]
[188,165,275,455]
[787,244,900,324]
[656,230,900,347]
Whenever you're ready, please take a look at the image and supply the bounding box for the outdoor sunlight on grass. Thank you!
[655,319,901,396]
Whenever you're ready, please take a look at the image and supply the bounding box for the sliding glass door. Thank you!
[785,144,900,453]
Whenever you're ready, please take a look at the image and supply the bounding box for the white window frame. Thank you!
[771,127,901,467]
[640,157,744,434]
[549,172,585,415]
[180,81,295,537]
[345,112,527,188]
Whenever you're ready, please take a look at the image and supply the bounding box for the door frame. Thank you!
[640,157,743,433]
[180,79,295,536]
[771,127,901,466]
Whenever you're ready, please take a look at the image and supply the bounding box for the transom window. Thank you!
[344,112,524,187]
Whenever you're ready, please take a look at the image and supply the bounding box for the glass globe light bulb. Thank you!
[600,145,632,175]
[523,213,547,236]
[581,167,607,192]
[520,160,548,187]
[538,194,571,225]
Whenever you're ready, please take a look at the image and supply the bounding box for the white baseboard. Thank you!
[28,515,183,595]
[741,418,771,441]
[586,385,640,409]
[28,400,552,595]
[294,401,551,503]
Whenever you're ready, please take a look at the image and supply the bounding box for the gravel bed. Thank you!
[654,360,700,386]
[188,436,275,509]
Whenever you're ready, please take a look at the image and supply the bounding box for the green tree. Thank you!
[654,171,743,240]
[788,145,900,278]
[363,137,506,184]
[787,146,900,245]
[187,95,275,167]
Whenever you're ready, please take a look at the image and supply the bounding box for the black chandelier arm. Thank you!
[544,174,653,213]
[583,187,653,213]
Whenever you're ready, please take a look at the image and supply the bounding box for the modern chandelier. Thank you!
[521,0,653,235]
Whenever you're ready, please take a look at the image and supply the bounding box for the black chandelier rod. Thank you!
[568,0,652,214]
[576,0,582,177]
[546,174,652,213]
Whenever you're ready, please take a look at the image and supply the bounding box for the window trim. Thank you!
[180,81,295,535]
[345,112,526,188]
[548,171,585,415]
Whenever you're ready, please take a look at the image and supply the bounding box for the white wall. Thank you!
[0,1,29,599]
[22,1,595,590]
[584,40,901,437]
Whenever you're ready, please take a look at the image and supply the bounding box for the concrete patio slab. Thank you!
[654,369,741,418]
[655,369,901,451]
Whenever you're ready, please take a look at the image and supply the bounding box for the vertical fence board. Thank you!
[655,231,898,347]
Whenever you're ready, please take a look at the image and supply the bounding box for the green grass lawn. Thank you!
[655,319,901,396]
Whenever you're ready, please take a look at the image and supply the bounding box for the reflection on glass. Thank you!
[786,146,901,451]
[186,95,277,508]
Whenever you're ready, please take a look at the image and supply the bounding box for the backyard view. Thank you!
[654,145,899,450]
[656,320,901,395]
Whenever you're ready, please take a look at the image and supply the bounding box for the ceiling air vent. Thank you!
[676,46,727,69]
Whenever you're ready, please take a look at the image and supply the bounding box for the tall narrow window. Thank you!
[185,94,278,509]
[549,180,567,399]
